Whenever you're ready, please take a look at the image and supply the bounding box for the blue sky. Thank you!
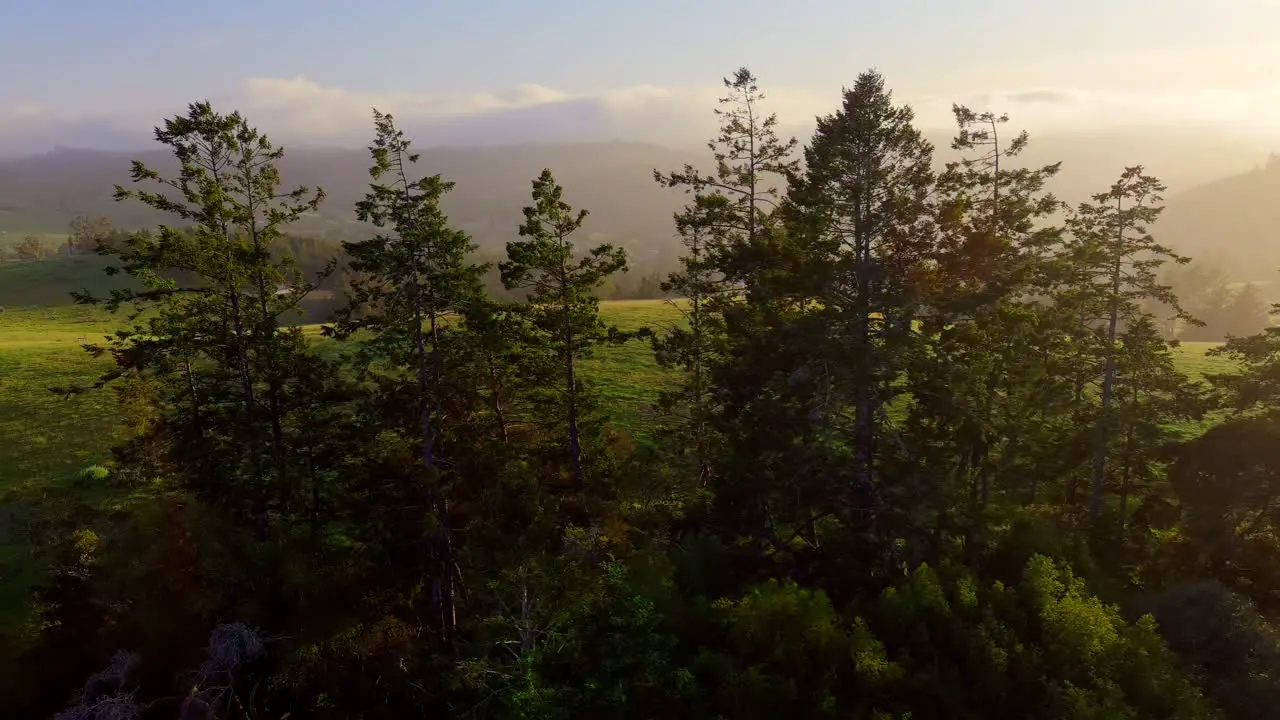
[1,0,1277,150]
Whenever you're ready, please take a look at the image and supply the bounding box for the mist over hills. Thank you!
[0,126,1276,276]
[0,142,696,267]
[1157,155,1280,280]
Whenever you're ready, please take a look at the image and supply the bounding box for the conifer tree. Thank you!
[651,66,799,494]
[501,169,628,491]
[651,195,728,487]
[1063,166,1192,520]
[784,69,935,513]
[1222,283,1270,339]
[94,101,325,539]
[330,110,485,637]
[1107,316,1202,526]
[933,105,1064,303]
[903,106,1067,552]
[653,67,799,277]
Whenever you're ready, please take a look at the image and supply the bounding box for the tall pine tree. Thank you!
[94,101,325,539]
[330,110,486,638]
[784,69,936,516]
[501,169,628,491]
[902,105,1066,558]
[1063,166,1192,520]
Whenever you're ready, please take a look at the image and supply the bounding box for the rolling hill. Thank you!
[0,128,1274,274]
[0,142,697,263]
[1155,155,1280,281]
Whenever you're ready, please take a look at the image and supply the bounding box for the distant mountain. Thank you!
[0,142,697,267]
[0,129,1273,273]
[1156,156,1280,281]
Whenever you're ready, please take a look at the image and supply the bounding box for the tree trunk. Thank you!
[230,289,269,541]
[566,341,583,491]
[182,356,204,441]
[1066,379,1086,506]
[486,355,510,445]
[852,235,876,507]
[1090,254,1123,521]
[244,163,292,519]
[1118,386,1138,527]
[690,293,711,486]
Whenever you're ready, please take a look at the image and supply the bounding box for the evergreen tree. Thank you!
[1107,316,1202,528]
[501,169,628,491]
[902,106,1066,556]
[651,196,728,488]
[783,69,936,516]
[650,66,800,511]
[653,66,799,282]
[1171,263,1237,341]
[1222,282,1270,339]
[330,110,486,638]
[93,101,325,539]
[1206,278,1280,412]
[932,105,1064,303]
[1062,166,1192,520]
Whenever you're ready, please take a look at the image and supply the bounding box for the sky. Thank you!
[1,0,1279,153]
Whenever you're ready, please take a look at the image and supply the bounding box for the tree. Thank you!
[1107,316,1202,526]
[68,215,118,256]
[330,109,486,638]
[1222,283,1270,339]
[932,105,1064,301]
[16,234,46,260]
[1168,263,1250,341]
[653,66,799,281]
[94,101,326,539]
[651,66,799,495]
[651,200,727,488]
[501,169,628,491]
[901,105,1067,557]
[783,69,936,516]
[1207,295,1280,413]
[1063,166,1192,520]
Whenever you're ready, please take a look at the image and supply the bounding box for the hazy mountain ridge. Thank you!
[1155,156,1280,280]
[0,142,698,263]
[0,129,1275,274]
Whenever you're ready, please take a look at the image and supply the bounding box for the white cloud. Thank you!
[238,76,572,119]
[221,76,831,147]
[913,87,1280,138]
[2,74,1279,157]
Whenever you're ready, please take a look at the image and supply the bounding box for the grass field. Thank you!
[0,255,140,307]
[0,300,683,496]
[0,307,129,635]
[0,298,1246,641]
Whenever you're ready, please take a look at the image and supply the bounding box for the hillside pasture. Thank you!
[0,255,138,307]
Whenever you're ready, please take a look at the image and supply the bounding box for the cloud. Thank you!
[2,75,1278,157]
[925,87,1280,137]
[217,76,834,148]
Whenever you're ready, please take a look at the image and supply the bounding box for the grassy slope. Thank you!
[0,255,139,306]
[0,308,124,633]
[0,300,1243,640]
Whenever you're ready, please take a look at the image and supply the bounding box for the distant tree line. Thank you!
[1157,262,1272,341]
